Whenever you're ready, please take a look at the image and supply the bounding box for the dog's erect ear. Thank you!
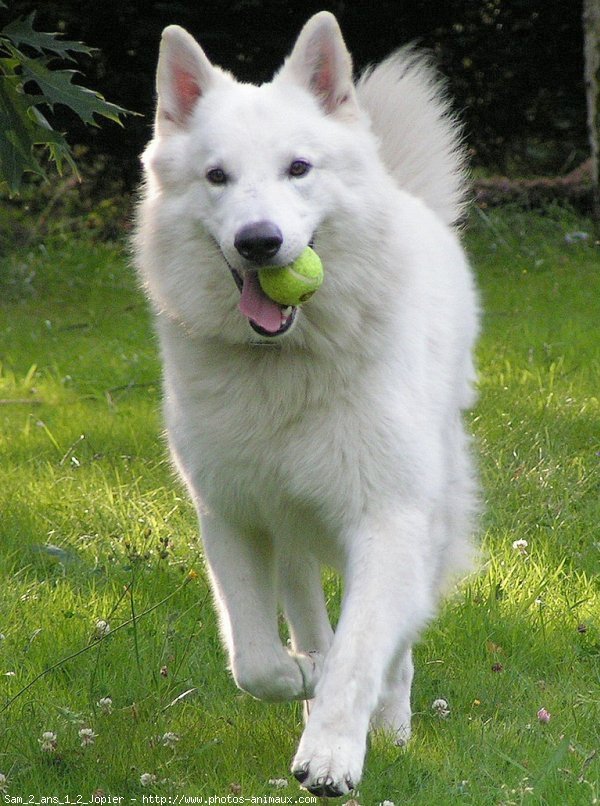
[155,25,215,131]
[279,12,357,118]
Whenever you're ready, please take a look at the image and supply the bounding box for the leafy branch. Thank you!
[0,7,131,193]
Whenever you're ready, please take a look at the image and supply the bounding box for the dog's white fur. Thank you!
[134,12,479,797]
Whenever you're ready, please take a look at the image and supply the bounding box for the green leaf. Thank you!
[2,13,94,60]
[0,75,46,190]
[0,11,133,192]
[19,52,127,126]
[0,74,76,193]
[30,105,78,175]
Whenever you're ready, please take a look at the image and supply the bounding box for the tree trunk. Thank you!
[583,0,600,222]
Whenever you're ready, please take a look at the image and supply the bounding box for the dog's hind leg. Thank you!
[278,551,333,656]
[278,551,333,720]
[201,513,321,702]
[371,646,414,745]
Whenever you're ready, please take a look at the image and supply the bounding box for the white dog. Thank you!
[134,11,479,797]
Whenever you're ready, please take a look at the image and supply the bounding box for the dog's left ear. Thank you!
[279,12,358,118]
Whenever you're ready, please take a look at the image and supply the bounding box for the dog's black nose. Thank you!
[234,221,283,263]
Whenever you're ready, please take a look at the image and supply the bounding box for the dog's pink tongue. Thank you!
[239,271,282,333]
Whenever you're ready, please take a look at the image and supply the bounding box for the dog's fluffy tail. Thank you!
[356,47,469,226]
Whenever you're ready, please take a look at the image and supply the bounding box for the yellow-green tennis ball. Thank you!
[258,247,323,306]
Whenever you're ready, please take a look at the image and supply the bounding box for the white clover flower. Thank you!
[39,731,57,752]
[432,698,450,718]
[0,633,6,642]
[140,773,157,787]
[0,773,8,793]
[267,778,288,788]
[94,620,111,639]
[512,538,528,554]
[79,727,97,747]
[97,697,113,714]
[379,801,396,806]
[161,732,180,749]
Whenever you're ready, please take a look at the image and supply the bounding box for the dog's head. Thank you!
[138,13,378,344]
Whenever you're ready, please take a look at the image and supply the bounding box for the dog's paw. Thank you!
[290,650,323,700]
[291,733,364,798]
[371,719,412,748]
[370,705,412,747]
[232,648,323,702]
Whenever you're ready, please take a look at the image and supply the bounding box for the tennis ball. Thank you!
[258,246,323,306]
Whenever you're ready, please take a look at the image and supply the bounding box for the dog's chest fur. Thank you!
[159,320,427,551]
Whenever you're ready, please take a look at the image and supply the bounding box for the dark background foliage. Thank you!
[2,0,588,189]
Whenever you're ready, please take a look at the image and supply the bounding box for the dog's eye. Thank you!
[288,160,312,178]
[206,168,228,186]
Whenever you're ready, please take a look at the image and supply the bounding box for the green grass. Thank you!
[0,206,598,804]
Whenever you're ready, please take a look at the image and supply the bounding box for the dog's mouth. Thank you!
[230,267,298,338]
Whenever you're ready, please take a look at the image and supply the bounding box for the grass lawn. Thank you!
[0,205,598,804]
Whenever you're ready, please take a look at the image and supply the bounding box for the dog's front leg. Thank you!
[200,513,322,702]
[291,507,434,797]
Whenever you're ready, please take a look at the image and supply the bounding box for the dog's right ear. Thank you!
[155,25,215,132]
